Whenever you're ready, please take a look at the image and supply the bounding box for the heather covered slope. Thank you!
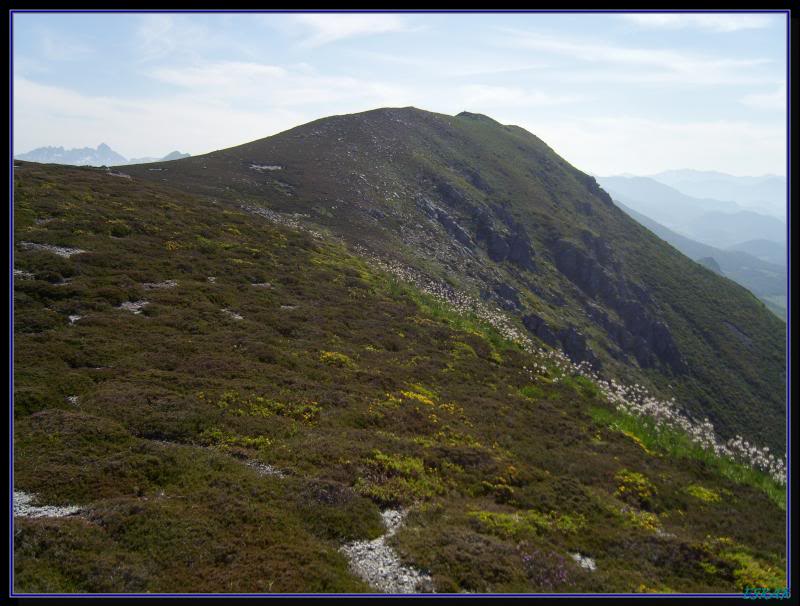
[12,163,786,593]
[126,107,786,451]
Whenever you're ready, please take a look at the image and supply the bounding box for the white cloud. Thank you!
[12,67,416,158]
[134,14,234,63]
[526,116,786,176]
[290,14,411,47]
[38,28,92,61]
[357,50,551,78]
[152,62,287,89]
[620,13,777,33]
[495,28,772,85]
[149,60,411,108]
[459,84,580,108]
[12,76,304,157]
[741,84,786,111]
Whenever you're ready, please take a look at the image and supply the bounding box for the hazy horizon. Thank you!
[12,11,788,177]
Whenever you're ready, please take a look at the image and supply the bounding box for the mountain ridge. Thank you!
[120,106,786,452]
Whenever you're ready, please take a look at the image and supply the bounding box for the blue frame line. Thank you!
[7,7,792,599]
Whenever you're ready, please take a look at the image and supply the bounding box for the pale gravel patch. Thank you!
[222,308,243,320]
[240,204,322,239]
[250,164,283,172]
[245,460,286,478]
[570,552,597,572]
[118,300,149,314]
[19,242,86,258]
[14,491,82,519]
[66,395,79,406]
[340,509,434,594]
[207,276,217,283]
[68,315,82,324]
[142,279,178,290]
[14,269,35,280]
[251,282,273,288]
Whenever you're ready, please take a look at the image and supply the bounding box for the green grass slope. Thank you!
[123,107,786,452]
[13,162,785,593]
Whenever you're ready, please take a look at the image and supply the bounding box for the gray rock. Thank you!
[13,491,82,519]
[19,242,86,258]
[523,314,559,348]
[340,509,434,594]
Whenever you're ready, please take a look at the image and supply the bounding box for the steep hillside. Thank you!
[12,162,786,594]
[125,107,786,452]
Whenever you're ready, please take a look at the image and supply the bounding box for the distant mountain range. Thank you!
[612,199,786,319]
[596,175,786,250]
[648,169,786,220]
[727,239,787,267]
[14,144,190,167]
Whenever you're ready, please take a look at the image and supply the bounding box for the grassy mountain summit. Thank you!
[12,161,786,593]
[125,107,786,452]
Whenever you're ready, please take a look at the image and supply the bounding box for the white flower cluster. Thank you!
[598,379,787,486]
[360,249,787,487]
[527,347,787,485]
[355,249,535,347]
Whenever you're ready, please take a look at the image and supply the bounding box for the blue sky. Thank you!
[12,11,788,176]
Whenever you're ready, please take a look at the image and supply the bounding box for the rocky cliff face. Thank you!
[552,234,686,373]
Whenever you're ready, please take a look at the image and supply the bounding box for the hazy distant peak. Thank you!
[14,144,190,167]
[161,151,191,161]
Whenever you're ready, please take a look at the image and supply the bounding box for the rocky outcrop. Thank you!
[368,208,386,221]
[507,230,535,270]
[436,210,473,247]
[523,313,559,348]
[553,239,619,301]
[556,326,601,369]
[436,179,470,211]
[474,208,536,270]
[417,196,473,248]
[493,283,522,310]
[458,164,491,193]
[554,237,685,373]
[615,300,685,372]
[416,196,438,219]
[522,314,601,369]
[574,172,614,207]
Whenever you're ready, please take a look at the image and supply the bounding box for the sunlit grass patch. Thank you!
[354,449,445,505]
[590,406,785,510]
[319,351,355,369]
[468,508,586,540]
[685,484,721,503]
